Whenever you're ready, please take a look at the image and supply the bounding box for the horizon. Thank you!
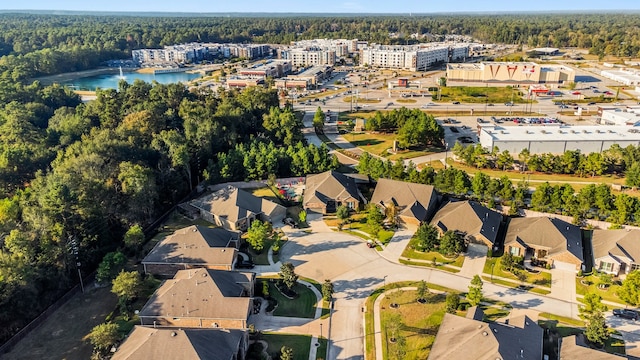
[1,0,638,14]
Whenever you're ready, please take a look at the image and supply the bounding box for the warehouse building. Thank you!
[599,109,640,126]
[479,125,640,154]
[446,62,575,84]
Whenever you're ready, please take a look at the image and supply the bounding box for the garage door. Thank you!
[554,260,577,272]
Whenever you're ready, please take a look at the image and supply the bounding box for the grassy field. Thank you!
[3,285,118,360]
[346,132,438,160]
[343,96,381,104]
[483,257,552,287]
[435,86,527,104]
[396,99,417,103]
[259,279,318,319]
[482,276,552,295]
[258,333,313,360]
[575,274,624,305]
[401,247,465,268]
[380,290,447,360]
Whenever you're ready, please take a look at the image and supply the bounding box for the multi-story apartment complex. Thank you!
[280,48,337,67]
[132,43,271,65]
[360,43,469,71]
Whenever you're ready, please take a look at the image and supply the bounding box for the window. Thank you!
[347,202,355,209]
[599,262,614,273]
[510,247,520,256]
[631,263,640,272]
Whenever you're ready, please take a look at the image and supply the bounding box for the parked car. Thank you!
[588,102,596,105]
[366,240,375,248]
[452,101,461,105]
[505,102,514,106]
[487,103,495,106]
[613,309,639,320]
[236,259,255,269]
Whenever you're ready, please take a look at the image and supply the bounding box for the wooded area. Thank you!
[0,79,335,344]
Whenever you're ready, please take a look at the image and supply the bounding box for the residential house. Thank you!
[370,178,439,226]
[142,225,240,276]
[112,326,249,360]
[592,229,640,277]
[190,187,286,231]
[430,201,503,249]
[303,170,365,214]
[139,268,254,329]
[504,217,584,271]
[559,334,627,360]
[429,307,543,360]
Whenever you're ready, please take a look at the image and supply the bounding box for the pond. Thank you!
[63,70,202,90]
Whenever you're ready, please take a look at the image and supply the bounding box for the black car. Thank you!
[236,261,255,269]
[613,309,639,320]
[452,101,461,105]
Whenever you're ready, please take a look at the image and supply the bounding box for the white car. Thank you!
[421,103,435,108]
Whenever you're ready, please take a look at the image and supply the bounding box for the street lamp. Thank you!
[320,323,323,340]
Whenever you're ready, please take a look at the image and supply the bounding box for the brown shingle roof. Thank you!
[560,335,626,360]
[304,170,362,206]
[190,187,284,223]
[430,201,502,245]
[592,229,640,263]
[370,179,437,222]
[429,311,543,360]
[505,217,584,263]
[139,268,252,321]
[112,326,246,360]
[142,225,238,267]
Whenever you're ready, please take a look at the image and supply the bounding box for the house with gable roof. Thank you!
[430,200,504,250]
[592,229,640,277]
[370,178,439,226]
[303,170,365,214]
[138,268,254,329]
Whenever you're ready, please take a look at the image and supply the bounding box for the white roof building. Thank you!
[479,125,640,154]
[600,109,640,126]
[600,69,640,86]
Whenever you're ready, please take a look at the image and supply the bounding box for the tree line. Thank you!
[453,142,640,184]
[1,13,640,80]
[357,151,640,226]
[364,108,444,148]
[0,81,331,344]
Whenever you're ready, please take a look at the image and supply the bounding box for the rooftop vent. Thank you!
[171,331,177,337]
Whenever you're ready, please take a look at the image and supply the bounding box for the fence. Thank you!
[0,272,96,356]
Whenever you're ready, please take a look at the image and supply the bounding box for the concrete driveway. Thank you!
[549,267,577,302]
[459,243,487,278]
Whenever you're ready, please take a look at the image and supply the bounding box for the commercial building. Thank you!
[274,65,333,90]
[599,109,640,126]
[479,125,640,155]
[360,43,468,71]
[600,68,640,86]
[446,62,575,84]
[238,60,292,78]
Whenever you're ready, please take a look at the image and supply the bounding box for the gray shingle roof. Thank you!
[370,178,437,222]
[304,170,362,206]
[430,201,502,245]
[112,326,246,360]
[592,229,640,263]
[190,187,284,223]
[505,217,584,263]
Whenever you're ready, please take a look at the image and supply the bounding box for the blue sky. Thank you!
[2,0,638,13]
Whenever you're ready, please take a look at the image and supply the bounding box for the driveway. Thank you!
[549,267,576,302]
[459,243,487,278]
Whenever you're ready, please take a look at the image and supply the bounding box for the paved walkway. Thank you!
[459,244,488,278]
[378,226,416,262]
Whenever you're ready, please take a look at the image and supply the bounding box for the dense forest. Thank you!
[0,80,335,343]
[1,13,640,79]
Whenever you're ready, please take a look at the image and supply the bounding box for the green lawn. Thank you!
[301,277,332,318]
[315,132,341,150]
[342,96,381,103]
[345,132,438,160]
[483,257,552,287]
[482,276,551,295]
[575,274,624,305]
[258,333,313,360]
[380,290,447,360]
[401,236,466,268]
[434,86,527,104]
[258,279,318,319]
[399,259,461,273]
[250,186,285,205]
[325,214,395,245]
